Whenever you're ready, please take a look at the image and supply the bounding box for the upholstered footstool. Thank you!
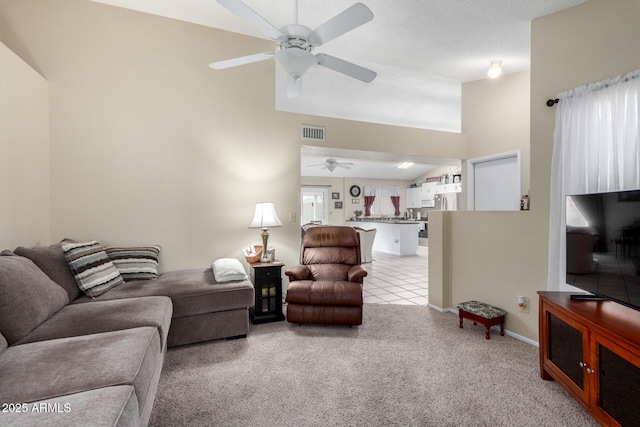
[457,301,506,339]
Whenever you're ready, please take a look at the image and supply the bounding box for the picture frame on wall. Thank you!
[352,199,359,204]
[335,201,343,209]
[332,192,340,199]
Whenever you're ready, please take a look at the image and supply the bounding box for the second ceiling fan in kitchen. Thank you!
[209,0,377,98]
[307,157,354,172]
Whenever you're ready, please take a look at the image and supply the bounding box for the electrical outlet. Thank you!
[518,296,529,313]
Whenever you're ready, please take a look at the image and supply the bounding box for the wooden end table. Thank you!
[249,261,285,324]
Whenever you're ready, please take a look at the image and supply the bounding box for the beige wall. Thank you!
[462,71,530,200]
[0,41,49,249]
[0,0,466,273]
[429,0,640,342]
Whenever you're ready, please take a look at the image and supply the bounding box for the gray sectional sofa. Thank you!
[0,242,254,426]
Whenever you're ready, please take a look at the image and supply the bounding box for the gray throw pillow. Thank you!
[15,242,81,301]
[0,255,69,345]
[105,246,161,281]
[62,241,124,298]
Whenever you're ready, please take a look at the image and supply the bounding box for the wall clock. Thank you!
[350,185,361,197]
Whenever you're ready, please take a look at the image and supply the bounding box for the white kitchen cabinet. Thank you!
[420,182,437,207]
[406,187,422,208]
[435,183,462,194]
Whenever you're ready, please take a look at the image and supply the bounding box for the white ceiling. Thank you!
[301,146,460,180]
[91,0,585,178]
[92,0,586,132]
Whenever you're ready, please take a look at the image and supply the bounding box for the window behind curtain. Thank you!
[370,197,395,216]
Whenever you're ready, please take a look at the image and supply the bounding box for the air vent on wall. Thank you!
[301,125,326,141]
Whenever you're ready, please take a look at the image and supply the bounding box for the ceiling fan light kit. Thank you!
[210,0,377,97]
[307,157,354,172]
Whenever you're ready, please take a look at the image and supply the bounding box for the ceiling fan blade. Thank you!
[286,77,302,98]
[307,163,328,167]
[217,0,285,41]
[316,53,376,83]
[209,52,274,70]
[337,164,352,169]
[308,3,373,46]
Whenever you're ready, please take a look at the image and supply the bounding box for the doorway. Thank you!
[467,150,521,211]
[301,187,329,225]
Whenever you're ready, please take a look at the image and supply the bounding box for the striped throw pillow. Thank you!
[62,241,124,298]
[105,246,161,282]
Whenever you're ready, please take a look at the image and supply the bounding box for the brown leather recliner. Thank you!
[285,226,367,326]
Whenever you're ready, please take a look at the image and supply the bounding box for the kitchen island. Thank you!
[349,219,420,256]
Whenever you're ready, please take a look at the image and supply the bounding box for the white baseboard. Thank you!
[427,305,539,347]
[427,303,446,312]
[427,304,458,314]
[504,330,539,347]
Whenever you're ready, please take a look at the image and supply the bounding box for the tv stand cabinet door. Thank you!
[590,332,640,427]
[540,301,590,406]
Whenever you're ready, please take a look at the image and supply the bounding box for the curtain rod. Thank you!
[546,69,640,107]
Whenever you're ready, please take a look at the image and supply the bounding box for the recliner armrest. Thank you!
[347,264,368,283]
[285,265,312,281]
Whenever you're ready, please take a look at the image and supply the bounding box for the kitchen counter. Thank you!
[349,220,419,256]
[350,218,427,224]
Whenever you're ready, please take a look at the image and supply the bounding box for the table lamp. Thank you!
[249,202,283,263]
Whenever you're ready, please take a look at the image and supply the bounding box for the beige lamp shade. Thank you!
[249,202,283,229]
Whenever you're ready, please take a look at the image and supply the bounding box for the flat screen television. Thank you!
[566,189,640,310]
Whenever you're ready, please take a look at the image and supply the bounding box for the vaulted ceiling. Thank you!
[93,0,586,133]
[92,0,586,178]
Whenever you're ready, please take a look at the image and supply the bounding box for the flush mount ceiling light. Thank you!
[487,60,502,79]
[397,162,414,169]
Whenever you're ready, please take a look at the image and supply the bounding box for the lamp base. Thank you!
[260,228,271,263]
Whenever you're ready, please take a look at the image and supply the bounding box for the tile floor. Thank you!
[362,245,428,305]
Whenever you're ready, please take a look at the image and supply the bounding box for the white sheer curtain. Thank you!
[363,186,401,197]
[548,69,640,291]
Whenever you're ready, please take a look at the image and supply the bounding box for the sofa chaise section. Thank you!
[73,268,254,346]
[0,327,163,427]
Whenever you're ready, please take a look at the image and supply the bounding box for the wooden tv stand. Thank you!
[538,292,640,426]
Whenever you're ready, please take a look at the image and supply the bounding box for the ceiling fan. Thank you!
[308,157,354,172]
[209,0,377,98]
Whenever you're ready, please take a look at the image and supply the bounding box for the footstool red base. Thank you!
[457,301,506,339]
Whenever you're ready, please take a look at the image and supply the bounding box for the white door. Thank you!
[301,187,329,225]
[468,151,521,211]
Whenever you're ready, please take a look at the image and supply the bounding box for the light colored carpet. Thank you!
[149,304,597,427]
